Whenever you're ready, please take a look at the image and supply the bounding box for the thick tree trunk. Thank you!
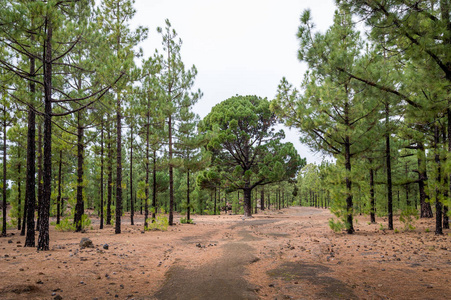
[115,93,122,234]
[57,150,62,225]
[168,115,174,225]
[434,124,443,235]
[24,108,35,245]
[74,116,84,232]
[38,18,53,251]
[243,185,252,217]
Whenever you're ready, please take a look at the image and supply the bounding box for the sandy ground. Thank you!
[0,207,450,300]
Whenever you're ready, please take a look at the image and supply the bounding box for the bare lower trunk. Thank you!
[345,135,354,234]
[243,183,252,217]
[115,95,122,234]
[434,124,443,235]
[57,150,62,225]
[74,117,84,232]
[100,124,104,229]
[385,104,393,231]
[370,168,376,223]
[168,115,174,225]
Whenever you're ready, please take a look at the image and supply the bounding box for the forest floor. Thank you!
[0,206,450,300]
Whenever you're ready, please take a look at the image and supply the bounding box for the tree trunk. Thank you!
[187,169,191,220]
[214,187,217,215]
[144,118,149,229]
[36,122,43,232]
[260,187,265,211]
[434,124,443,235]
[369,167,376,223]
[115,93,122,234]
[345,135,354,234]
[130,124,134,226]
[107,121,112,225]
[243,185,252,217]
[385,103,393,230]
[57,150,62,225]
[100,123,104,229]
[168,115,174,225]
[24,110,36,245]
[37,18,53,251]
[74,114,84,232]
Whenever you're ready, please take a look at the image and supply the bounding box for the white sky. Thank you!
[129,0,337,164]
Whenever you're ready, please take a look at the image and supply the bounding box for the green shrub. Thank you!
[328,218,345,233]
[55,215,91,232]
[399,208,419,232]
[180,217,194,224]
[145,215,169,231]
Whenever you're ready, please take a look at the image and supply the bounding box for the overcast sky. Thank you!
[128,0,337,164]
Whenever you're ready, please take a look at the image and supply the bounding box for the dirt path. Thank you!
[0,207,450,299]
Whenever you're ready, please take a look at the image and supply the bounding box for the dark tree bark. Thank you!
[115,93,122,234]
[57,150,62,225]
[260,187,265,211]
[385,103,393,231]
[144,118,150,229]
[37,18,53,250]
[100,123,104,229]
[214,187,217,215]
[187,169,191,221]
[243,184,252,217]
[445,108,451,229]
[344,134,354,234]
[24,71,36,245]
[168,115,174,225]
[434,124,443,235]
[107,119,112,225]
[74,113,84,232]
[36,122,43,232]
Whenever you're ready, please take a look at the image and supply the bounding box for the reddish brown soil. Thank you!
[0,207,450,299]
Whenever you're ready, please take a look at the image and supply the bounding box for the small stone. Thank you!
[79,238,94,249]
[8,240,13,244]
[36,280,44,284]
[54,295,63,300]
[103,244,109,250]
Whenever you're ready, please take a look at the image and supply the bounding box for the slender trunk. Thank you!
[144,118,149,229]
[115,93,122,234]
[187,169,191,220]
[100,123,104,229]
[37,18,53,250]
[345,135,354,234]
[255,188,258,214]
[405,162,411,207]
[130,124,134,226]
[385,103,393,230]
[168,115,174,225]
[57,150,62,225]
[2,116,7,236]
[74,114,84,232]
[107,119,112,225]
[434,124,443,235]
[445,108,451,229]
[152,149,157,221]
[36,122,43,231]
[260,187,265,211]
